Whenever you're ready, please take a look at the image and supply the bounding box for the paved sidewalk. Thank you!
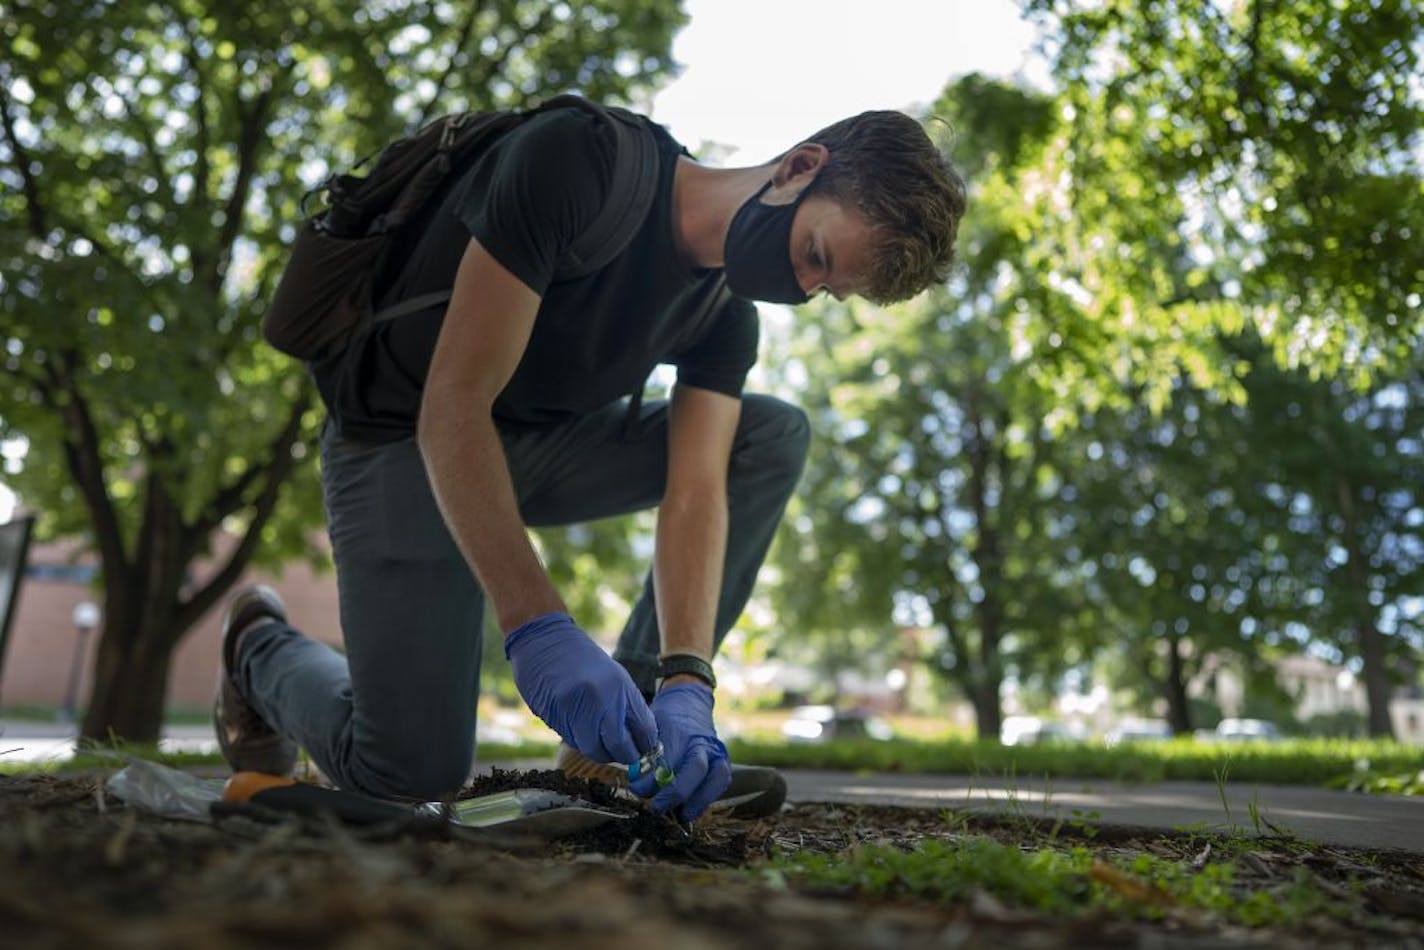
[783,769,1424,854]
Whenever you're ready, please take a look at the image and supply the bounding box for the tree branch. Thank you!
[209,68,286,295]
[416,0,486,126]
[185,26,212,205]
[49,214,171,316]
[469,5,558,108]
[118,87,175,208]
[0,81,48,239]
[191,446,274,538]
[39,355,132,588]
[172,389,311,636]
[934,604,974,687]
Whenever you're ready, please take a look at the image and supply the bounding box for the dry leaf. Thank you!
[1089,861,1175,907]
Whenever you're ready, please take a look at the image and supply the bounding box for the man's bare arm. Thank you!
[654,384,742,673]
[417,238,563,634]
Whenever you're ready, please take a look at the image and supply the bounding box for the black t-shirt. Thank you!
[316,107,759,440]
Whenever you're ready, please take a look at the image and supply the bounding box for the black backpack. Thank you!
[262,94,661,362]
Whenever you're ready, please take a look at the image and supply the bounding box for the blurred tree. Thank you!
[1074,373,1285,734]
[1076,337,1422,737]
[0,0,685,741]
[1239,349,1423,736]
[768,76,1108,741]
[1027,0,1424,381]
[1017,0,1422,736]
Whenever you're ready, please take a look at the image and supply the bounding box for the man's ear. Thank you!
[769,143,830,198]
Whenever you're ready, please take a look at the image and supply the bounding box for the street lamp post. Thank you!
[61,601,100,725]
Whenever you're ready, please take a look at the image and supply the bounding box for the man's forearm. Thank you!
[419,411,564,633]
[652,487,728,662]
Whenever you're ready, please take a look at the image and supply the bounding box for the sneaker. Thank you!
[555,743,787,818]
[213,585,298,776]
[720,764,788,819]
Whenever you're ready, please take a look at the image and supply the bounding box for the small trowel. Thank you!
[219,771,627,839]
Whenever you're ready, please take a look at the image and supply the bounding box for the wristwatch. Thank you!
[656,653,717,690]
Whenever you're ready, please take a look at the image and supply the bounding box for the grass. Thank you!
[1334,767,1424,796]
[726,735,1424,788]
[0,746,226,775]
[0,739,558,776]
[764,833,1346,929]
[4,726,1418,793]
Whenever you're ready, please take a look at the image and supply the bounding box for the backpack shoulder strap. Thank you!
[542,96,661,281]
[372,96,661,328]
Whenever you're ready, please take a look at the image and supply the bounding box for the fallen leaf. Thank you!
[1089,861,1175,907]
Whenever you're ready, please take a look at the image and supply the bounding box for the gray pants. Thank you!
[236,394,809,800]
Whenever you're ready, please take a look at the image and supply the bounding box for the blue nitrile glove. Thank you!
[504,612,658,765]
[629,681,731,821]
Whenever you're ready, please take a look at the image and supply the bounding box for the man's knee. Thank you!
[739,395,811,475]
[347,739,473,802]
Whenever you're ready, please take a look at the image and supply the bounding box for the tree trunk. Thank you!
[1336,477,1395,738]
[80,616,175,744]
[1163,631,1193,735]
[962,398,1006,744]
[971,679,1003,742]
[1358,621,1396,738]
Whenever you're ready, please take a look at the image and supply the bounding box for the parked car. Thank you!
[781,705,894,743]
[1213,718,1283,741]
[1000,715,1074,747]
[1104,718,1174,746]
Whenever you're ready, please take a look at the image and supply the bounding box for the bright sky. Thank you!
[647,0,1047,162]
[0,3,1044,524]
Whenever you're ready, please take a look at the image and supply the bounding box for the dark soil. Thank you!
[3,770,1423,949]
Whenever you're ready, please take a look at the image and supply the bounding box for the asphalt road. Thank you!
[5,721,1421,854]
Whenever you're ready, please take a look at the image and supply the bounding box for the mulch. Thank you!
[2,769,1422,948]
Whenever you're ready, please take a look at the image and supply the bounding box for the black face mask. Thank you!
[723,181,809,305]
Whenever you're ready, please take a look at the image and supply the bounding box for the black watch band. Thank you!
[656,653,717,690]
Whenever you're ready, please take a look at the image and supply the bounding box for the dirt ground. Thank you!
[3,769,1423,949]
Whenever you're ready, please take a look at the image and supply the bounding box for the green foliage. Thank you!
[727,735,1424,786]
[1025,0,1424,379]
[2,0,686,556]
[768,834,1341,927]
[772,32,1422,738]
[1339,768,1424,796]
[773,837,1095,916]
[768,76,1106,737]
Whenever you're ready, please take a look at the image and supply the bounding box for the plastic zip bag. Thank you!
[105,758,226,822]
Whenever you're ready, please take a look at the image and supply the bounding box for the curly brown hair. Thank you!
[798,111,966,304]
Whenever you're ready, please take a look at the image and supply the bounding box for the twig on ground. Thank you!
[104,808,137,865]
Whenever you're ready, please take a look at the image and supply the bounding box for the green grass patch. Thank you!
[726,736,1424,788]
[477,740,557,762]
[0,740,557,777]
[765,835,1344,928]
[0,746,226,775]
[1333,767,1424,796]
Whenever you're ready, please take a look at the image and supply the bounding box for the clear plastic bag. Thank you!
[105,758,226,822]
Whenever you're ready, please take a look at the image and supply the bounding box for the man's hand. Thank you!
[505,613,658,764]
[630,681,731,820]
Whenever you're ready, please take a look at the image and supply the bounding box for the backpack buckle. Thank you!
[438,113,470,151]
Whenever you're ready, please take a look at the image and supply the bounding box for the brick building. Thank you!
[0,530,341,713]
